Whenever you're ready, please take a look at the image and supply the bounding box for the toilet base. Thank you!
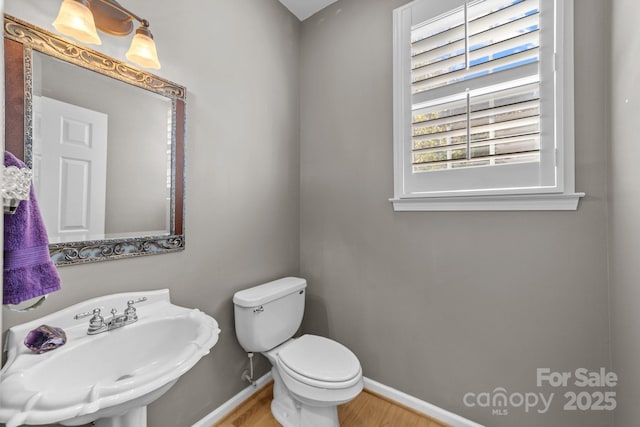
[270,368,340,427]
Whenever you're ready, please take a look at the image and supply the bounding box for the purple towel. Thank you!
[3,151,61,305]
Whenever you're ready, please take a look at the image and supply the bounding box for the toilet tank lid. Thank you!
[233,277,307,307]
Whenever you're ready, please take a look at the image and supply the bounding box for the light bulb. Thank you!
[52,0,102,45]
[125,26,161,69]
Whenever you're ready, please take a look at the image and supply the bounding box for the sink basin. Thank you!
[0,289,220,427]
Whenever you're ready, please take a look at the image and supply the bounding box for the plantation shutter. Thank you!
[411,0,541,172]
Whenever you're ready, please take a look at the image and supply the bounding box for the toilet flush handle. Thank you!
[253,305,264,313]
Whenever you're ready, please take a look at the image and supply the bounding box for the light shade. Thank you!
[125,27,161,69]
[52,0,102,45]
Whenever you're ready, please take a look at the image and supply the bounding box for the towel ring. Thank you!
[2,164,32,214]
[5,294,48,312]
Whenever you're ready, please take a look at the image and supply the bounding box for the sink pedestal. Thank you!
[94,407,146,427]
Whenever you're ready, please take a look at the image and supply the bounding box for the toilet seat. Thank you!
[276,335,362,390]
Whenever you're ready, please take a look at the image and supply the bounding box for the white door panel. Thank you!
[33,96,108,243]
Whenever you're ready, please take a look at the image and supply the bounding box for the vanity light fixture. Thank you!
[52,0,161,69]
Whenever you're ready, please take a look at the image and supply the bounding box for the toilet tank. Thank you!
[233,277,306,352]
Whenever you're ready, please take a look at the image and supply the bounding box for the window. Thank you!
[392,0,583,211]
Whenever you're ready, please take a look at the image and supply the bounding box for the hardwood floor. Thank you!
[212,382,450,427]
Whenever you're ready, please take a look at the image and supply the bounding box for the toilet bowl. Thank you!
[233,278,363,427]
[265,335,363,427]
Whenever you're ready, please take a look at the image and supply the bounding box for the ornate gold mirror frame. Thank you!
[3,14,186,266]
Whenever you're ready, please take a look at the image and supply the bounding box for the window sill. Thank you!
[390,192,585,212]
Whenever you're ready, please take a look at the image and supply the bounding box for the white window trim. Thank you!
[391,0,584,211]
[390,192,583,211]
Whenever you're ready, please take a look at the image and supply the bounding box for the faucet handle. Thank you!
[126,297,147,310]
[74,308,102,320]
[74,308,105,333]
[124,297,147,320]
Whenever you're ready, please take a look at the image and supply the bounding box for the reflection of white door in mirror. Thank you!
[33,96,108,244]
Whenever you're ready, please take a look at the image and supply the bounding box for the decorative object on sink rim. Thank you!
[23,325,67,354]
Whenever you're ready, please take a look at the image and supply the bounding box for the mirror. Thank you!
[4,14,186,266]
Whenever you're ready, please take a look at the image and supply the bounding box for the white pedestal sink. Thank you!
[0,289,220,427]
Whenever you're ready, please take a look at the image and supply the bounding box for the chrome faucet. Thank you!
[74,297,147,335]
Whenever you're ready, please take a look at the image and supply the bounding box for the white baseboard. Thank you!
[191,372,273,427]
[363,377,485,427]
[191,372,484,427]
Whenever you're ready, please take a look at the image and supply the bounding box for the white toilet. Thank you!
[233,277,363,427]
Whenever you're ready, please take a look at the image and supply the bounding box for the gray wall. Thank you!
[299,1,611,426]
[2,1,300,427]
[609,0,640,425]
